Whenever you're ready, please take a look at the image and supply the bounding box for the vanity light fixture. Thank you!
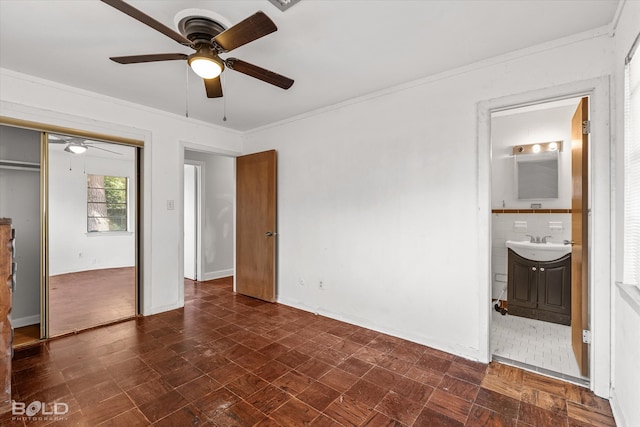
[513,140,563,155]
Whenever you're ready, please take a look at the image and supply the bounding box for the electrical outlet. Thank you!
[298,278,304,286]
[319,280,324,290]
[167,200,175,210]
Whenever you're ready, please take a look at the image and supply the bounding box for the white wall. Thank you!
[0,68,243,315]
[611,1,640,426]
[0,125,40,326]
[244,33,613,364]
[48,147,136,275]
[185,150,234,280]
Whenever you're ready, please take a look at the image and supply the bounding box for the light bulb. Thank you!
[532,144,541,153]
[548,142,558,151]
[189,57,222,79]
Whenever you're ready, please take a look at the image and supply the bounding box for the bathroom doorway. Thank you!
[489,96,590,384]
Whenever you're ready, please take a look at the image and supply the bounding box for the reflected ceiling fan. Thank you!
[49,135,123,155]
[100,0,294,98]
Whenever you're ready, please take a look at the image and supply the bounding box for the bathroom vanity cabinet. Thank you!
[507,249,571,325]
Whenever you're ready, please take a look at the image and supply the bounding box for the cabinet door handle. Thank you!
[532,267,537,271]
[540,267,545,272]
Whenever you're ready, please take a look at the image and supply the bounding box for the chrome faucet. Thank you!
[525,235,552,243]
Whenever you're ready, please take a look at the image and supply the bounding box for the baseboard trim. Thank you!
[276,296,483,363]
[12,314,40,328]
[609,388,626,427]
[202,269,234,281]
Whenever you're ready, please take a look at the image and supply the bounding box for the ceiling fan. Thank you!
[100,0,294,98]
[49,135,123,155]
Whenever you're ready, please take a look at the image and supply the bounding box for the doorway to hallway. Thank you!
[183,150,234,285]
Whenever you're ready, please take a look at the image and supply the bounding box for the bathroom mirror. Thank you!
[516,153,559,199]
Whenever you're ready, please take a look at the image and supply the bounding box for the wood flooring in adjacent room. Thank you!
[48,266,136,336]
[3,277,616,426]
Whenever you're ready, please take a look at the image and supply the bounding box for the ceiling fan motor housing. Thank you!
[179,17,226,46]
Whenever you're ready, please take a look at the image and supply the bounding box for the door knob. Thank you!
[265,231,277,237]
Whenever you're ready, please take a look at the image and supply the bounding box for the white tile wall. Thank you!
[491,213,571,297]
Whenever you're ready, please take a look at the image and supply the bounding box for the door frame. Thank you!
[183,161,203,281]
[178,142,241,304]
[477,77,612,397]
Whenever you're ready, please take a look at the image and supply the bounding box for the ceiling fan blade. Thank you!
[225,58,294,90]
[213,11,277,52]
[110,53,188,64]
[89,145,123,155]
[204,77,223,98]
[101,0,193,46]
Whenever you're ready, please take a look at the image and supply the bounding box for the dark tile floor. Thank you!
[2,277,616,426]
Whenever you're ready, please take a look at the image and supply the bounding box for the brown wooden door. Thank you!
[236,150,277,302]
[571,97,589,377]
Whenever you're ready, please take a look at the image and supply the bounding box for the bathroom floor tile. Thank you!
[491,310,584,380]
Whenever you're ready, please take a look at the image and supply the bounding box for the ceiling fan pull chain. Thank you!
[185,64,190,118]
[223,73,227,122]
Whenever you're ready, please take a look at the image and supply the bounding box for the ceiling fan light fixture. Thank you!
[64,142,88,154]
[188,50,224,79]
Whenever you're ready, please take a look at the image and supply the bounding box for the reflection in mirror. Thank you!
[48,134,136,336]
[516,152,559,199]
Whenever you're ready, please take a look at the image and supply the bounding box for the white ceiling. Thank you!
[0,0,620,131]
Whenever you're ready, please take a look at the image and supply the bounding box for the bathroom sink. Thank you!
[505,240,571,262]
